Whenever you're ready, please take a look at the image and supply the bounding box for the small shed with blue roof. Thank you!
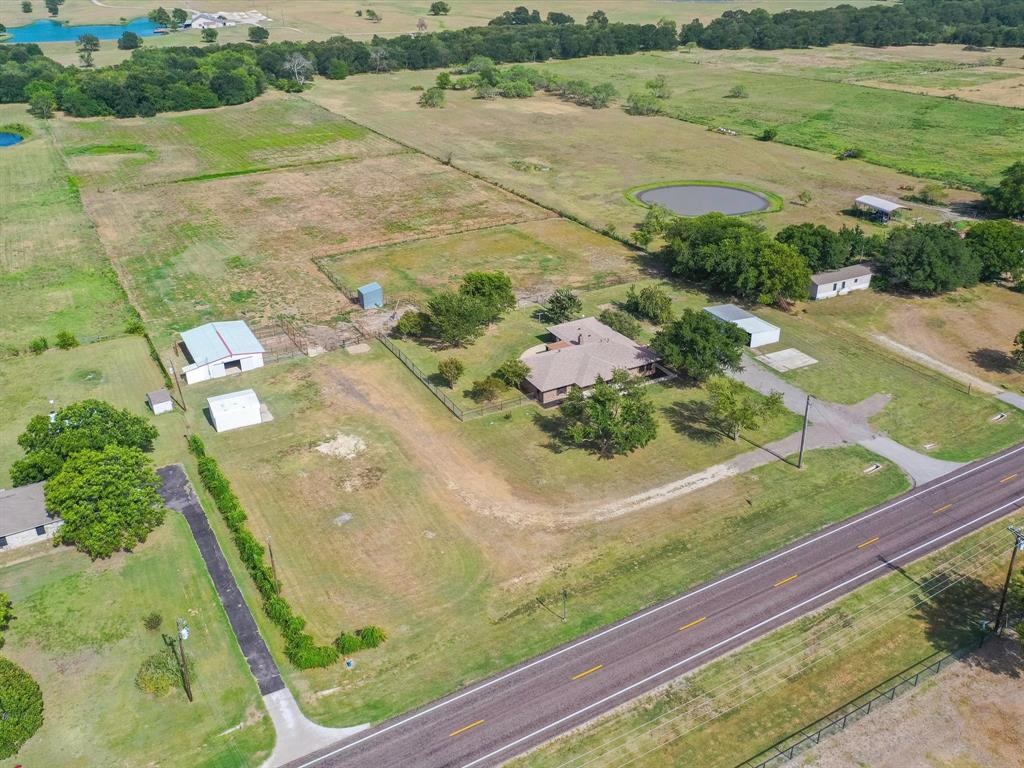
[357,282,384,309]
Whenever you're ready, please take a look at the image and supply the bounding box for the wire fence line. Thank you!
[734,639,984,768]
[376,334,531,422]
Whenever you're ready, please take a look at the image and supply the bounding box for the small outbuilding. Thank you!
[180,320,265,385]
[357,282,384,310]
[810,264,873,300]
[0,482,62,551]
[704,304,780,348]
[854,195,907,223]
[208,389,263,433]
[147,389,174,415]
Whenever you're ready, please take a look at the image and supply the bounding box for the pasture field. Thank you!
[0,335,182,485]
[514,513,1021,768]
[0,515,274,768]
[534,53,1023,189]
[749,303,1022,462]
[318,217,643,304]
[174,347,906,724]
[0,105,131,352]
[13,0,881,66]
[307,70,977,239]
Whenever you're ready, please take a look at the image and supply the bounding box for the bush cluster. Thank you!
[134,649,193,697]
[0,657,44,759]
[189,436,386,668]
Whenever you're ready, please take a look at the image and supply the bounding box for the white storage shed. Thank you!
[147,389,174,415]
[180,321,265,385]
[208,389,263,433]
[704,304,781,348]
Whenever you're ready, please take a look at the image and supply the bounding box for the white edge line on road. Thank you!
[292,445,1024,768]
[461,494,1024,767]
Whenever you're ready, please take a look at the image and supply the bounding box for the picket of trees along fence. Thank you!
[376,334,531,421]
[734,637,986,768]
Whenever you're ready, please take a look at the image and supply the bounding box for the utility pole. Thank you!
[797,395,811,469]
[176,618,193,702]
[561,588,568,622]
[993,526,1024,635]
[267,535,279,591]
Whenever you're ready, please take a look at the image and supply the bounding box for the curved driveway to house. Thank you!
[285,442,1024,768]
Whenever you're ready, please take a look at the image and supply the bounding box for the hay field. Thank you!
[174,347,903,724]
[0,105,131,351]
[58,94,550,344]
[306,70,978,239]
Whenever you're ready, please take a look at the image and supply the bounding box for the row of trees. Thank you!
[681,1,1024,50]
[434,59,617,107]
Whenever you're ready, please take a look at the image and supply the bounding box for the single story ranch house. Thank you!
[810,264,873,300]
[0,482,62,551]
[520,317,661,405]
[179,320,265,385]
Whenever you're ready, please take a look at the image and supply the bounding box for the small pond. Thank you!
[636,184,770,216]
[5,18,160,43]
[0,132,24,147]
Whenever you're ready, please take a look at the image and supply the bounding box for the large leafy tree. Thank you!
[705,377,786,440]
[426,291,492,347]
[985,161,1024,219]
[965,219,1024,283]
[459,271,515,321]
[876,224,981,294]
[0,657,44,760]
[775,223,850,273]
[651,309,746,382]
[733,237,811,306]
[45,445,166,559]
[560,371,658,458]
[1013,329,1024,372]
[542,288,583,323]
[11,400,158,486]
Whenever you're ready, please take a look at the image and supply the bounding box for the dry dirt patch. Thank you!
[315,432,367,459]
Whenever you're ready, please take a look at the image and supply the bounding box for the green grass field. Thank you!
[168,344,907,726]
[0,105,132,352]
[0,515,274,768]
[536,52,1024,189]
[514,512,1019,768]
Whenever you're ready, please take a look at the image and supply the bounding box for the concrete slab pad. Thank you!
[760,348,818,372]
[346,343,371,355]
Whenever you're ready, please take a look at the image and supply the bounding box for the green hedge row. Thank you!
[188,435,385,669]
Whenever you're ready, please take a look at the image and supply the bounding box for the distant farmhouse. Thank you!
[520,317,661,405]
[854,195,907,223]
[810,264,873,300]
[179,320,265,385]
[703,304,780,348]
[0,482,61,552]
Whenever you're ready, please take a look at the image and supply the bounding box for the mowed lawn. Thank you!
[515,513,1019,768]
[307,70,975,239]
[0,515,273,768]
[0,105,131,352]
[173,347,906,726]
[536,52,1023,190]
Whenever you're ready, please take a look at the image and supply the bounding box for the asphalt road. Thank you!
[287,443,1024,768]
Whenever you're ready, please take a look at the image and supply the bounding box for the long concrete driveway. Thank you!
[285,443,1024,768]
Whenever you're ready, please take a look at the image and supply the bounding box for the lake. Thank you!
[5,18,161,43]
[0,133,25,147]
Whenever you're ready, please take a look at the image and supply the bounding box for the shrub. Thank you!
[542,287,583,323]
[28,337,48,355]
[437,357,465,387]
[55,330,79,349]
[334,632,363,654]
[467,377,507,403]
[327,59,349,80]
[393,310,428,338]
[200,28,218,44]
[118,31,142,50]
[357,625,388,648]
[124,317,146,335]
[143,612,163,631]
[727,84,748,98]
[598,309,642,340]
[623,285,673,325]
[494,358,530,388]
[418,87,445,108]
[134,651,191,697]
[286,634,339,669]
[0,658,44,759]
[758,126,778,142]
[626,90,662,116]
[499,79,533,98]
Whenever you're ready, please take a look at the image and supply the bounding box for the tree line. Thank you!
[681,0,1024,49]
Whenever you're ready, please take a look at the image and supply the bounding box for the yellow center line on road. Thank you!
[678,617,707,632]
[1000,473,1018,484]
[857,536,880,549]
[571,664,604,681]
[449,719,485,738]
[773,574,799,588]
[934,504,952,514]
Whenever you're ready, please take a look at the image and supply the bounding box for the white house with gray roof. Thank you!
[520,317,660,405]
[0,482,62,551]
[809,264,873,300]
[179,320,265,385]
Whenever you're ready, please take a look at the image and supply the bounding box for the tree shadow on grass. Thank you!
[911,569,1021,677]
[970,348,1016,374]
[661,399,725,445]
[532,409,571,454]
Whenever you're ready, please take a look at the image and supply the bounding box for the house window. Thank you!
[0,536,7,548]
[556,386,568,396]
[35,525,46,536]
[841,281,847,289]
[832,283,837,291]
